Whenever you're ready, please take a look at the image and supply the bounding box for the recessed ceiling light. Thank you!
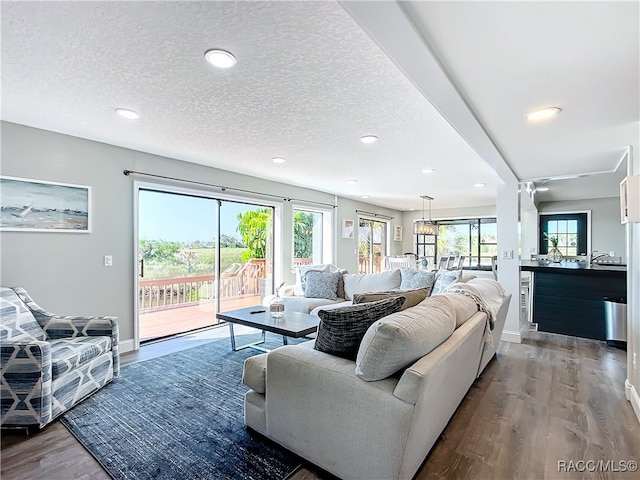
[474,183,486,188]
[362,195,369,199]
[421,168,435,174]
[204,49,237,69]
[347,179,358,184]
[360,135,378,144]
[115,108,139,120]
[272,157,286,164]
[537,186,550,192]
[525,106,561,121]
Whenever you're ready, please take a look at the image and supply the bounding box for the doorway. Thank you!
[358,218,388,273]
[136,187,274,343]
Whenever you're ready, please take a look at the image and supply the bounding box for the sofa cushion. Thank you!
[352,288,430,311]
[283,296,344,315]
[441,292,480,328]
[431,268,463,295]
[304,271,342,300]
[399,269,436,291]
[314,297,404,360]
[0,287,46,342]
[355,295,456,381]
[243,353,267,393]
[342,269,402,300]
[49,336,112,380]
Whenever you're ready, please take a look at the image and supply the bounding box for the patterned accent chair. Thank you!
[0,287,119,429]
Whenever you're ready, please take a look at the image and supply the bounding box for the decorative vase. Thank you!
[547,247,563,263]
[421,257,428,268]
[269,293,285,319]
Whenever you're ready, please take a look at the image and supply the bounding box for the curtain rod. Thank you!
[356,209,394,220]
[123,170,337,209]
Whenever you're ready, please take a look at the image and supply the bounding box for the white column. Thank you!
[497,162,522,343]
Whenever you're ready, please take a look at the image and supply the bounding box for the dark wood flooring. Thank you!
[1,330,638,480]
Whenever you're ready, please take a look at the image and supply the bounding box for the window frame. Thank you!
[414,217,497,270]
[539,212,590,256]
[291,204,333,268]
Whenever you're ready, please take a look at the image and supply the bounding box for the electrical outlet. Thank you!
[609,251,615,257]
[103,255,113,267]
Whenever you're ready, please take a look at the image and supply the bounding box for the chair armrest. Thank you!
[13,287,120,377]
[0,340,53,427]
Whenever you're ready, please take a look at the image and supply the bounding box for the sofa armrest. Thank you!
[265,345,414,480]
[0,340,53,427]
[13,287,120,377]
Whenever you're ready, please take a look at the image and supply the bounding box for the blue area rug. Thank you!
[61,335,302,480]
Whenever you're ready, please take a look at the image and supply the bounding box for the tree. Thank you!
[293,211,315,258]
[237,208,271,261]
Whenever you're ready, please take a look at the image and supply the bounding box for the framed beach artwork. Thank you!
[0,176,91,232]
[342,219,354,239]
[394,225,403,241]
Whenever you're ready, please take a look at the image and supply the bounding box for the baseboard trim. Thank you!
[626,379,640,424]
[119,339,136,353]
[501,330,522,344]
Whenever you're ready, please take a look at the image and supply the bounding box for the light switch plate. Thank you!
[104,255,113,267]
[501,250,514,259]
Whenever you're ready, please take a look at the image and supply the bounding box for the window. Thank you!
[293,207,332,267]
[539,213,588,256]
[415,218,497,270]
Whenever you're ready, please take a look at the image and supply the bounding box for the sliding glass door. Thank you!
[358,218,388,274]
[137,187,273,343]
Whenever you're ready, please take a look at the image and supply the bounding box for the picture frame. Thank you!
[1,175,91,233]
[394,225,403,241]
[342,219,354,239]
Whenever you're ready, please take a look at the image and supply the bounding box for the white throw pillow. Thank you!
[355,295,456,381]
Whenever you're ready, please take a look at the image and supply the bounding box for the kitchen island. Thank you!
[520,260,626,340]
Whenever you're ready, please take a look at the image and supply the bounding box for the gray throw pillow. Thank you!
[352,288,430,310]
[304,271,342,300]
[314,296,405,360]
[400,269,436,290]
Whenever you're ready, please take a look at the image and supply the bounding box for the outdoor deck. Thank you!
[140,293,261,342]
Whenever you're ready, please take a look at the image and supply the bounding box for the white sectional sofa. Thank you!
[264,266,465,316]
[243,279,511,480]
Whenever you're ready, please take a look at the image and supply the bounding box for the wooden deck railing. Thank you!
[138,258,267,312]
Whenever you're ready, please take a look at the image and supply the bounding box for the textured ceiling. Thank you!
[2,1,638,210]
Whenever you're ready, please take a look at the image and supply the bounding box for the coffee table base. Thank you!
[228,322,289,352]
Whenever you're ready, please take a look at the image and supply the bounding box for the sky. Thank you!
[138,190,261,243]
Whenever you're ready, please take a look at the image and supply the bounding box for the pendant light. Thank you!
[414,195,437,235]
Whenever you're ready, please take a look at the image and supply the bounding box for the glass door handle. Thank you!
[139,259,144,278]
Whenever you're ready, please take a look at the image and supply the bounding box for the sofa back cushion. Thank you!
[342,269,402,300]
[352,288,430,311]
[0,287,46,342]
[441,292,480,328]
[314,296,404,360]
[355,295,456,381]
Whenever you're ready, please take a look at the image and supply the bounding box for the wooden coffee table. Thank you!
[216,306,319,352]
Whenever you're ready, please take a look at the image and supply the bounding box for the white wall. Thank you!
[626,146,640,423]
[0,122,401,346]
[538,197,626,261]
